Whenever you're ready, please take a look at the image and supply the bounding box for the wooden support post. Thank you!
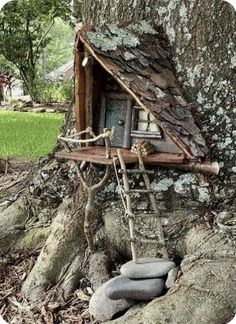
[75,44,86,132]
[84,49,93,130]
[104,128,112,159]
[84,188,96,253]
[117,149,138,263]
[124,100,132,148]
[76,163,111,253]
[70,128,113,253]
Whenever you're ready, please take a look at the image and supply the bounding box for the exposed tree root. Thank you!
[22,185,88,302]
[88,251,112,291]
[1,170,235,324]
[0,196,29,252]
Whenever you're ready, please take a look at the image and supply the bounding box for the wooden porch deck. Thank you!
[55,146,187,165]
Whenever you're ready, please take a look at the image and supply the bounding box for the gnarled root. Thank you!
[0,196,28,252]
[22,186,87,302]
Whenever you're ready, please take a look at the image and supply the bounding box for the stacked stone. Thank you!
[89,258,178,322]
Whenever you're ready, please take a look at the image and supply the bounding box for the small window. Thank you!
[131,106,162,139]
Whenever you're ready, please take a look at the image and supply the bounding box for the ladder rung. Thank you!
[135,213,158,218]
[119,169,154,175]
[126,238,164,246]
[124,189,155,194]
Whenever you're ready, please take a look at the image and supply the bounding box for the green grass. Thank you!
[0,111,64,161]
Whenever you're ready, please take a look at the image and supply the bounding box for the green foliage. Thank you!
[44,18,74,73]
[33,78,73,103]
[0,55,18,75]
[0,111,64,160]
[53,80,74,103]
[0,0,73,99]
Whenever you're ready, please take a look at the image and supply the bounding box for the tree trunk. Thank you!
[20,66,36,101]
[66,0,236,321]
[0,1,235,323]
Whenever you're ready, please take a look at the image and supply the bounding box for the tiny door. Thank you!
[99,94,132,148]
[105,98,127,147]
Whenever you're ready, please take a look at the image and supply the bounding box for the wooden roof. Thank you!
[76,21,208,160]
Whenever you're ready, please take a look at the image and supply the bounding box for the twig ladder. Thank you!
[116,149,168,262]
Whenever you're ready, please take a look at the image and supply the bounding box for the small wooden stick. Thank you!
[103,128,112,159]
[76,164,111,253]
[58,128,113,145]
[69,128,113,253]
[117,149,138,263]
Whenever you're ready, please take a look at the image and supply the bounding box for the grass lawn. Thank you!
[0,111,64,161]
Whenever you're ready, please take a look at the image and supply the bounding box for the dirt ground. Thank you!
[0,249,97,324]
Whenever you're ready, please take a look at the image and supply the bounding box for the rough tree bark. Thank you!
[0,1,235,323]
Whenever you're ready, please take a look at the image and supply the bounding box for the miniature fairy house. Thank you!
[71,21,208,161]
[55,21,220,182]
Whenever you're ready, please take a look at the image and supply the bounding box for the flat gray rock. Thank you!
[120,258,176,279]
[105,275,165,300]
[89,277,135,322]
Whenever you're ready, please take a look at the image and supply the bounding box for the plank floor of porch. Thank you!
[55,146,186,165]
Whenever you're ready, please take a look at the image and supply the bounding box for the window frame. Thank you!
[131,105,162,139]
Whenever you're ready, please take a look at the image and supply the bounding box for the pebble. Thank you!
[120,258,176,279]
[105,275,165,301]
[165,267,179,289]
[89,277,135,322]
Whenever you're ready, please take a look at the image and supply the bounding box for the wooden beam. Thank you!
[55,143,218,175]
[74,41,86,132]
[157,161,220,176]
[84,49,93,129]
[124,99,132,148]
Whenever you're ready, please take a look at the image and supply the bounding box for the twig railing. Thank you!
[59,127,114,146]
[58,128,114,252]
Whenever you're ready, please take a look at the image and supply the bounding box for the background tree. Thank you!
[42,18,74,74]
[0,0,73,99]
